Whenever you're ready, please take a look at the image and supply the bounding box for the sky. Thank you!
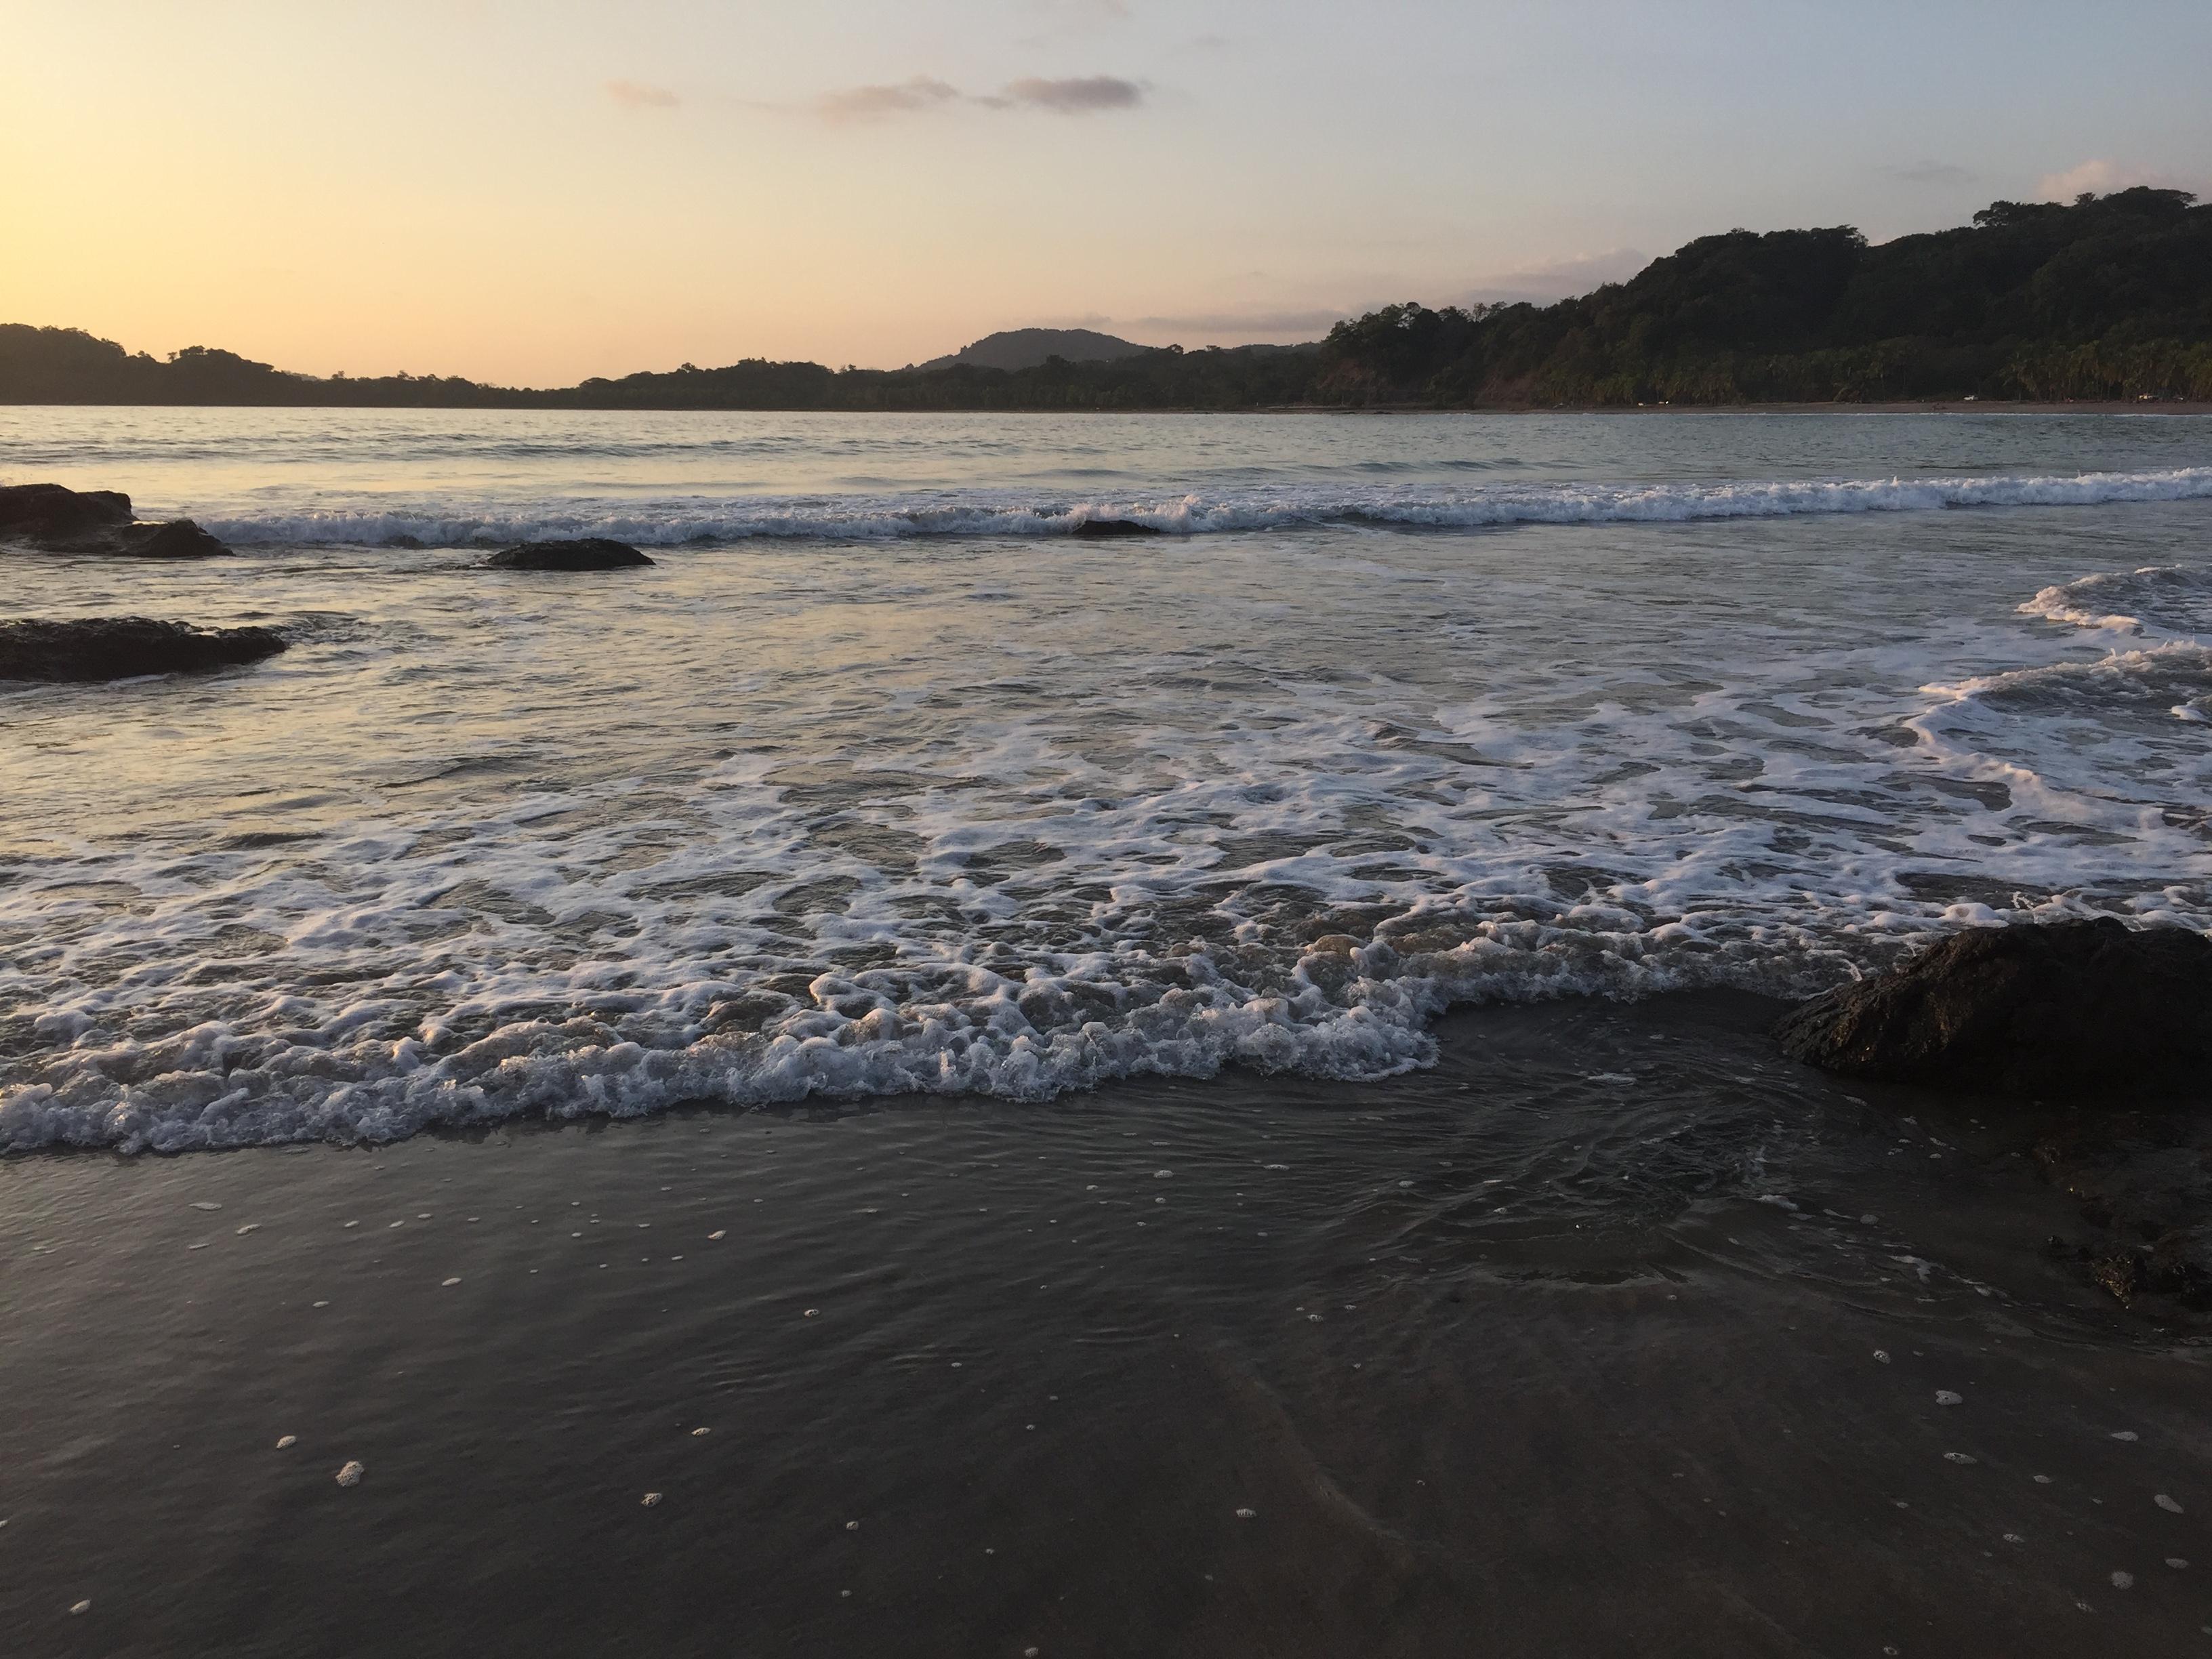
[5,0,2209,386]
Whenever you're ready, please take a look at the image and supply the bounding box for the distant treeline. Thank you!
[6,190,2209,410]
[1311,187,2212,405]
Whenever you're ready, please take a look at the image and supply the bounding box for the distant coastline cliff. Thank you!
[5,191,2207,409]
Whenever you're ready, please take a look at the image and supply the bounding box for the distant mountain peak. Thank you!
[919,328,1151,373]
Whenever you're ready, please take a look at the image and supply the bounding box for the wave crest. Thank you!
[2020,563,2212,636]
[194,466,2212,548]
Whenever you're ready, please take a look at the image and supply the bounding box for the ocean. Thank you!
[1,408,2207,1151]
[3,409,2211,1656]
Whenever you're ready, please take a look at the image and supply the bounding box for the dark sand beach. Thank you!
[6,993,2207,1658]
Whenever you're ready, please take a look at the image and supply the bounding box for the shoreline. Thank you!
[5,991,2207,1656]
[1,400,2210,418]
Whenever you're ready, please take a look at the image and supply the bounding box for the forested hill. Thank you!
[1314,187,2212,405]
[5,190,2208,409]
[0,328,1320,411]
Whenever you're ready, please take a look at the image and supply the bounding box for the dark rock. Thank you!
[384,534,426,550]
[2034,1118,2212,1307]
[0,483,134,538]
[119,518,232,560]
[1776,918,2212,1098]
[1068,518,1164,539]
[0,617,289,682]
[0,481,233,557]
[484,538,655,571]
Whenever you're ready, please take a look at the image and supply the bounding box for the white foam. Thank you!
[6,418,2211,1155]
[2020,564,2212,637]
[189,467,2212,548]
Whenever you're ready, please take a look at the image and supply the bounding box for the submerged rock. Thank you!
[0,481,233,557]
[485,538,654,571]
[0,617,289,682]
[1068,518,1164,539]
[1776,918,2212,1098]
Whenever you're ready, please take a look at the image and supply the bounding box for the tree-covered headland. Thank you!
[5,190,2207,409]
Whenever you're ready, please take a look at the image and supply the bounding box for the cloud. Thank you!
[1454,248,1648,306]
[816,76,963,121]
[2039,159,2130,199]
[1883,159,1974,186]
[812,73,1146,121]
[1000,75,1145,114]
[1130,307,1347,333]
[605,80,678,110]
[2034,158,2206,201]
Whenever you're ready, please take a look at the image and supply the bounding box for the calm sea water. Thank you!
[3,409,2209,1151]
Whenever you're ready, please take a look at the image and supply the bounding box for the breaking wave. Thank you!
[194,466,2212,548]
[2020,562,2212,637]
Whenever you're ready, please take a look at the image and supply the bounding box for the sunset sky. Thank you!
[6,0,2209,386]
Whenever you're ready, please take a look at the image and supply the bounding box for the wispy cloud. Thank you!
[1883,159,1974,186]
[999,75,1145,114]
[2040,159,2123,199]
[1454,249,1647,306]
[2031,157,2198,201]
[1131,306,1345,334]
[817,76,963,121]
[605,80,678,110]
[812,73,1147,121]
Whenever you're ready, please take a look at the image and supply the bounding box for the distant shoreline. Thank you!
[12,192,2209,413]
[4,399,2209,417]
[1292,400,2212,415]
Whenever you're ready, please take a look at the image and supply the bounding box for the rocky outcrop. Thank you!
[119,518,232,559]
[0,483,134,538]
[1069,518,1164,539]
[1776,918,2212,1099]
[0,482,233,557]
[0,617,288,682]
[484,538,655,570]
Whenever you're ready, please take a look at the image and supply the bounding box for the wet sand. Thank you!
[3,992,2207,1657]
